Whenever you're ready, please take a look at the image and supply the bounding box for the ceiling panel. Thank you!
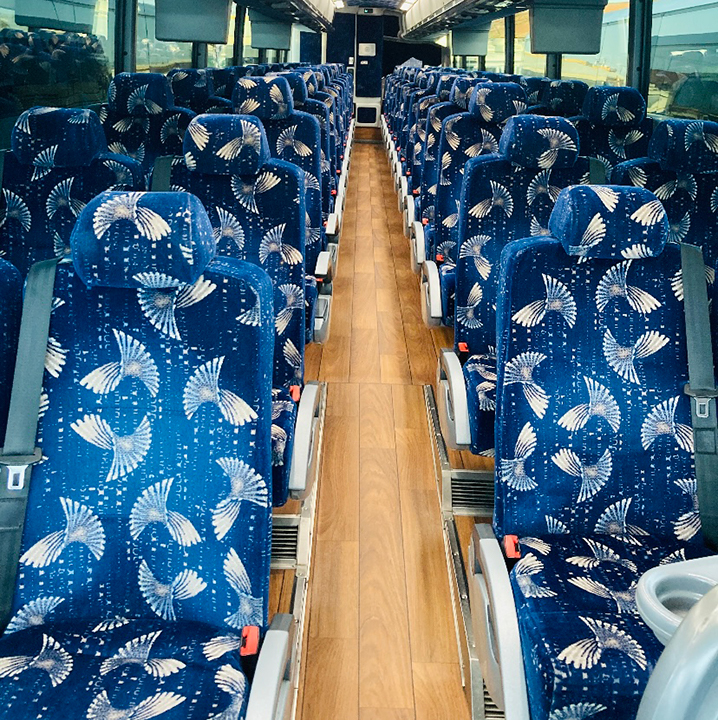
[346,0,404,8]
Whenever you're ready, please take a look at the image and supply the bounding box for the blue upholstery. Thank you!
[612,119,718,270]
[0,258,21,440]
[0,192,275,720]
[0,108,144,276]
[233,75,294,120]
[206,66,239,99]
[100,73,196,175]
[493,185,710,720]
[167,68,233,114]
[454,116,589,454]
[521,76,550,105]
[572,86,653,179]
[171,115,307,505]
[467,82,527,122]
[526,79,588,117]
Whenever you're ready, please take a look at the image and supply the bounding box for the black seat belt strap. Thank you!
[681,243,718,551]
[151,155,173,192]
[0,257,59,627]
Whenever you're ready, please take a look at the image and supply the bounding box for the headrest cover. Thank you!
[183,114,270,176]
[521,76,549,104]
[436,74,457,101]
[581,86,647,127]
[12,106,107,167]
[549,185,668,260]
[302,69,318,96]
[468,82,527,123]
[72,191,216,288]
[167,68,214,105]
[232,76,294,119]
[500,115,579,169]
[271,71,308,106]
[108,72,173,115]
[543,80,589,115]
[649,119,718,174]
[206,67,236,97]
[450,77,480,110]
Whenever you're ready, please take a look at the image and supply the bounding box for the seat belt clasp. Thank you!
[0,448,43,491]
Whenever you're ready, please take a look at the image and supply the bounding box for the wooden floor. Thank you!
[268,131,491,719]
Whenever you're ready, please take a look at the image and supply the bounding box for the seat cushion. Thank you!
[0,618,249,719]
[510,533,711,720]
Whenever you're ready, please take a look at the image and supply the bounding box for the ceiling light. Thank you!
[334,0,344,7]
[400,0,414,9]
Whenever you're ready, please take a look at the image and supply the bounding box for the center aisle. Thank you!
[297,134,472,720]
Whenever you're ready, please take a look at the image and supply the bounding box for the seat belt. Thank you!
[680,243,718,551]
[151,155,173,192]
[0,257,59,628]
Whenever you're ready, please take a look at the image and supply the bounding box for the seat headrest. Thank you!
[183,114,269,176]
[423,72,440,95]
[521,76,550,104]
[167,68,214,103]
[12,106,107,167]
[543,79,589,115]
[468,82,527,123]
[310,66,326,91]
[499,115,579,169]
[549,185,668,260]
[232,76,294,119]
[301,69,318,96]
[72,191,216,288]
[108,72,174,115]
[269,71,308,106]
[436,74,457,101]
[206,67,236,96]
[449,77,479,110]
[649,119,718,174]
[581,86,647,127]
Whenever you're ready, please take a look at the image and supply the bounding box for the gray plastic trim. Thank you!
[404,195,415,238]
[288,382,322,500]
[313,294,331,344]
[411,221,425,272]
[436,349,472,449]
[421,260,442,327]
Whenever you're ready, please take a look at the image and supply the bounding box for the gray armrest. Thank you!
[312,294,331,344]
[325,213,338,239]
[420,260,442,327]
[411,221,425,273]
[436,349,471,449]
[245,614,295,720]
[637,585,718,720]
[469,525,530,719]
[399,176,408,211]
[404,195,415,238]
[288,382,322,500]
[315,250,333,288]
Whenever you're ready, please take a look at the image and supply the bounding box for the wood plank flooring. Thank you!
[288,135,479,719]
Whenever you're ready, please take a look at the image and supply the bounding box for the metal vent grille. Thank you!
[484,683,504,719]
[451,470,494,516]
[271,524,299,568]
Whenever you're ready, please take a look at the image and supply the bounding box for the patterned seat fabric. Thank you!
[167,68,233,114]
[494,185,711,720]
[572,86,653,180]
[98,72,196,176]
[232,76,325,277]
[455,115,589,454]
[428,81,528,279]
[0,107,143,276]
[0,258,21,440]
[302,68,339,190]
[526,79,588,117]
[171,113,307,505]
[521,76,551,106]
[206,66,240,99]
[613,119,718,269]
[0,191,275,720]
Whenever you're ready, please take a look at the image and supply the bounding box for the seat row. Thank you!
[382,64,718,720]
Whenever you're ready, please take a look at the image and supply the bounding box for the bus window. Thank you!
[208,3,235,68]
[137,0,191,74]
[562,1,629,87]
[486,17,505,74]
[649,0,718,121]
[0,0,113,121]
[514,10,546,78]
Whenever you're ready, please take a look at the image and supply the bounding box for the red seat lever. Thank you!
[503,535,521,559]
[240,625,260,656]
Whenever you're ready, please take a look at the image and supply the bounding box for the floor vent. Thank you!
[484,683,504,719]
[271,523,299,567]
[451,471,495,516]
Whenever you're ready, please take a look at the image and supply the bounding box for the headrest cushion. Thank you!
[500,115,579,169]
[549,185,668,260]
[436,74,457,102]
[232,76,294,119]
[183,114,270,176]
[108,72,173,115]
[167,68,214,105]
[468,82,527,123]
[649,119,718,174]
[12,107,107,167]
[301,69,318,96]
[543,79,589,115]
[581,86,647,127]
[521,76,549,105]
[270,71,308,106]
[72,191,216,288]
[450,77,480,110]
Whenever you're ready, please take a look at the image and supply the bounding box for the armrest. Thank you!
[404,195,415,238]
[245,614,296,720]
[312,295,331,344]
[399,176,408,210]
[436,349,471,449]
[288,382,322,500]
[410,221,425,273]
[420,260,442,327]
[314,250,334,289]
[325,213,339,239]
[637,585,718,720]
[468,525,530,719]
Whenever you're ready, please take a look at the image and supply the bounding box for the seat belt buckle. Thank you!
[0,448,43,491]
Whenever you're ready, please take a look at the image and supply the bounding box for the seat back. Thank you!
[11,191,274,633]
[572,86,653,179]
[0,258,21,441]
[613,119,718,269]
[521,76,551,105]
[206,66,240,99]
[455,115,588,454]
[232,76,324,272]
[167,68,233,114]
[494,185,701,547]
[526,79,588,116]
[99,72,196,176]
[0,107,143,276]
